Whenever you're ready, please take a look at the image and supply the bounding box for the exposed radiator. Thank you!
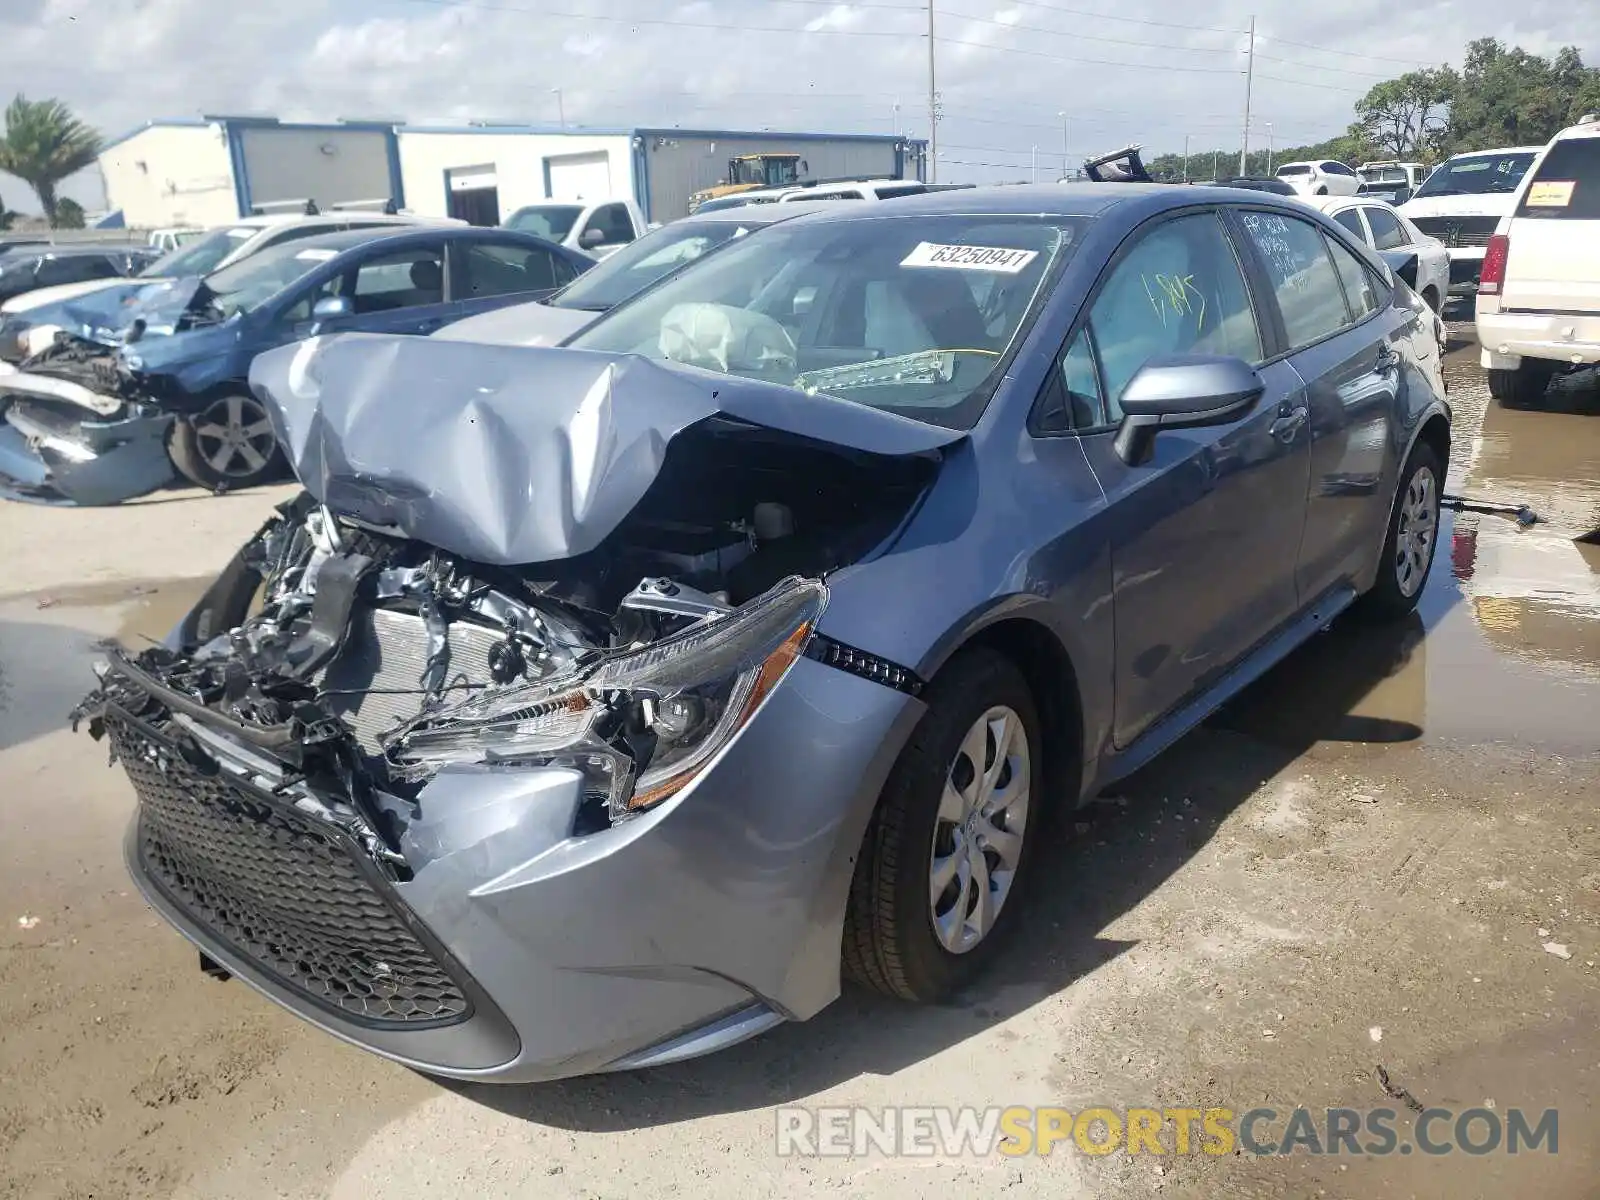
[318,607,508,754]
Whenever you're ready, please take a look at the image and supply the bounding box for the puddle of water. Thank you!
[1222,345,1600,754]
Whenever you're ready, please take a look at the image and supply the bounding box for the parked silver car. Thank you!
[78,185,1449,1082]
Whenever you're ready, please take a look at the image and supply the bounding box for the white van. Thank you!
[1399,146,1542,295]
[1475,115,1600,404]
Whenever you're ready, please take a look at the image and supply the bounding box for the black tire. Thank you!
[1356,442,1443,621]
[1315,185,1329,196]
[167,393,286,491]
[1486,363,1554,407]
[842,647,1044,1002]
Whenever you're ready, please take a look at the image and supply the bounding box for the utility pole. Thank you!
[1212,149,1219,180]
[892,96,900,136]
[1058,111,1070,177]
[1183,133,1190,182]
[926,0,939,182]
[1239,14,1255,177]
[551,88,565,129]
[1031,145,1039,183]
[1266,122,1274,174]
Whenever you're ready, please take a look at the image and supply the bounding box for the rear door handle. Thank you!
[1269,409,1308,443]
[1375,346,1401,373]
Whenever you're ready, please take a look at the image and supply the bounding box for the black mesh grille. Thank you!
[108,710,471,1028]
[1409,215,1499,248]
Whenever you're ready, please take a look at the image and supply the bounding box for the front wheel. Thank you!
[167,393,286,491]
[1357,443,1442,621]
[843,648,1042,1002]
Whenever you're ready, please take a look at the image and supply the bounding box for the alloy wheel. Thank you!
[192,396,278,479]
[1395,465,1438,598]
[928,705,1031,954]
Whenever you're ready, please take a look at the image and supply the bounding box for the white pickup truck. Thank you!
[502,199,649,259]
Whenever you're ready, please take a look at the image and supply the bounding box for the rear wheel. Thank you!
[843,648,1042,1002]
[1486,363,1555,407]
[167,393,285,491]
[1357,442,1442,620]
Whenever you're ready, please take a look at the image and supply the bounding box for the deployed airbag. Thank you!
[249,334,962,566]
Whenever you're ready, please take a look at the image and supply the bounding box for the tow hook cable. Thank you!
[1441,493,1540,527]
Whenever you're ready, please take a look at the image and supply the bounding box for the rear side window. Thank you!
[1333,209,1368,243]
[1515,138,1600,220]
[1326,238,1383,321]
[455,240,565,296]
[1238,211,1350,351]
[1364,205,1408,250]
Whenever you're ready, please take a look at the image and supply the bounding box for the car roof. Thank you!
[790,182,1171,219]
[236,223,572,259]
[4,243,141,259]
[677,199,867,227]
[1443,146,1544,159]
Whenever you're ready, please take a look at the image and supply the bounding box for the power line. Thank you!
[990,0,1245,35]
[1259,34,1439,69]
[388,0,915,38]
[1254,72,1368,95]
[1255,52,1393,80]
[932,34,1242,73]
[936,4,1241,56]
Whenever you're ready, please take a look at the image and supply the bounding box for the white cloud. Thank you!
[0,0,1595,210]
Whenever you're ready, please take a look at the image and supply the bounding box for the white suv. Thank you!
[1475,116,1600,404]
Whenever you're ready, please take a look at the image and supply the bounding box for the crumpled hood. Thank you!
[248,332,963,565]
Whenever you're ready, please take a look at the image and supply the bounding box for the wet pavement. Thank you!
[0,334,1597,1199]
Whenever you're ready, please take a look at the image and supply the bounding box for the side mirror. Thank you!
[312,295,353,320]
[578,228,606,249]
[1112,355,1265,466]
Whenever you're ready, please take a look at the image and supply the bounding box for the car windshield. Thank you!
[1413,152,1536,198]
[569,214,1085,430]
[504,205,585,241]
[192,240,342,319]
[1361,167,1409,184]
[1276,165,1311,176]
[141,226,255,278]
[551,220,758,312]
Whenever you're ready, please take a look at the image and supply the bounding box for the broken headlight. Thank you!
[389,576,826,822]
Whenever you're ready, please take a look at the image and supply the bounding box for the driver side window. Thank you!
[1085,212,1263,422]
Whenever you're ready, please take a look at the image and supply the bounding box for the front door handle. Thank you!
[1375,345,1401,373]
[1269,408,1308,444]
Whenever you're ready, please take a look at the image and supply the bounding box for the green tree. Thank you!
[0,192,16,231]
[1443,39,1600,152]
[0,95,102,227]
[1355,67,1457,158]
[53,196,85,228]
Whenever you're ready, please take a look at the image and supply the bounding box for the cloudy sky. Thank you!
[1,0,1596,213]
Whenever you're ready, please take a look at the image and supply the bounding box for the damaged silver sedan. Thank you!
[75,188,1449,1080]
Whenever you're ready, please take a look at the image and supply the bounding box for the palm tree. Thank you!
[0,95,102,227]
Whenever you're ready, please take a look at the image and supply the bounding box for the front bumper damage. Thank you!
[75,336,949,1079]
[0,339,177,504]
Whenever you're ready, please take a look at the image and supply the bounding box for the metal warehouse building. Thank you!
[98,116,927,228]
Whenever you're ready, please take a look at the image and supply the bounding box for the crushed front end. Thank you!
[0,336,178,504]
[77,395,935,1077]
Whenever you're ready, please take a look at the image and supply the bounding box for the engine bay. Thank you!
[74,419,937,857]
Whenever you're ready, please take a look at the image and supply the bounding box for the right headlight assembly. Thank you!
[388,576,827,823]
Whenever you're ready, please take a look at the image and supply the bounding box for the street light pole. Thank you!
[926,0,939,182]
[1058,111,1070,177]
[1183,133,1190,182]
[1238,14,1255,177]
[551,88,565,129]
[1266,122,1274,174]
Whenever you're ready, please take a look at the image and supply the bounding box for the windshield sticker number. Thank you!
[1527,181,1575,207]
[901,242,1039,273]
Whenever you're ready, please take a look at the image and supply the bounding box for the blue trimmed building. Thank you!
[97,116,928,227]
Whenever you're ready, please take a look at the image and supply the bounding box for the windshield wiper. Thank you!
[1418,187,1465,197]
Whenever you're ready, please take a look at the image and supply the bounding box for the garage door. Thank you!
[546,151,613,202]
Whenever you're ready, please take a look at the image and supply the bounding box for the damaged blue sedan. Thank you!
[76,185,1449,1081]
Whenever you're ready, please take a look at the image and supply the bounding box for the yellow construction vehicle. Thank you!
[687,153,804,213]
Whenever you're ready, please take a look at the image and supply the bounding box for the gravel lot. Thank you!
[2,333,1597,1199]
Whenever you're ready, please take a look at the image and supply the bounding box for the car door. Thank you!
[447,238,581,322]
[341,240,454,335]
[1235,209,1409,604]
[1053,209,1311,747]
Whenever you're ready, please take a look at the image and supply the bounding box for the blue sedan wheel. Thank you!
[843,647,1043,1001]
[167,394,285,491]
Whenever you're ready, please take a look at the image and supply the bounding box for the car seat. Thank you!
[409,257,443,303]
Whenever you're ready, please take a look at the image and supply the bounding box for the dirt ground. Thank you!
[1,330,1598,1199]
